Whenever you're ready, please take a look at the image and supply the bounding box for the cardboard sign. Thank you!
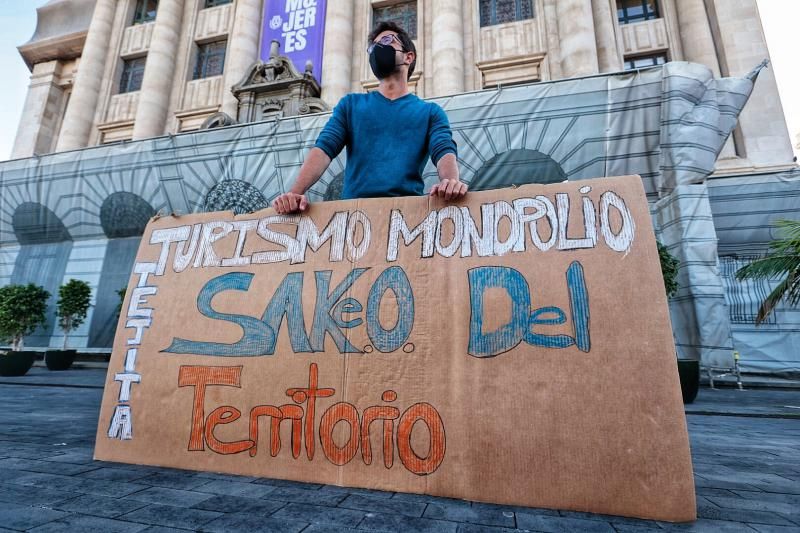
[95,176,696,522]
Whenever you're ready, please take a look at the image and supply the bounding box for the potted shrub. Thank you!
[0,283,50,376]
[46,279,92,371]
[658,242,698,404]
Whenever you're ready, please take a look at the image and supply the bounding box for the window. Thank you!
[373,1,418,40]
[204,0,232,7]
[479,0,534,27]
[623,53,667,70]
[131,0,158,25]
[194,41,227,80]
[617,0,659,24]
[120,57,146,93]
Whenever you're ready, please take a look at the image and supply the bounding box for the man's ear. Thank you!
[405,51,416,65]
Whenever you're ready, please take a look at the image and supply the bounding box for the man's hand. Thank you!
[430,179,468,201]
[272,192,309,214]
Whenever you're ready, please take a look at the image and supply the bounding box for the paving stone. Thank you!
[126,486,215,507]
[558,510,667,527]
[0,482,79,507]
[136,472,210,491]
[692,475,761,492]
[339,493,427,518]
[79,467,153,483]
[697,501,796,526]
[195,472,260,483]
[748,525,800,533]
[515,513,616,532]
[706,496,800,520]
[302,526,366,533]
[40,450,96,464]
[141,526,192,533]
[54,493,150,518]
[119,503,223,529]
[29,461,100,476]
[424,500,515,528]
[266,486,349,506]
[7,470,87,491]
[0,503,71,530]
[11,471,147,498]
[27,514,149,532]
[0,455,100,476]
[194,479,277,498]
[392,493,471,507]
[0,466,38,483]
[273,502,365,528]
[693,487,739,499]
[473,502,558,517]
[0,449,69,460]
[733,491,800,506]
[456,524,522,533]
[254,478,325,490]
[611,524,665,532]
[358,512,459,532]
[318,485,395,499]
[73,479,150,498]
[200,512,307,533]
[191,494,285,514]
[657,519,760,531]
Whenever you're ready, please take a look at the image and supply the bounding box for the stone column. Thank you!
[431,0,464,96]
[320,0,354,106]
[221,0,264,118]
[55,0,116,151]
[12,61,65,158]
[542,0,563,80]
[708,0,794,167]
[556,0,599,78]
[132,0,185,140]
[675,0,721,77]
[592,0,622,72]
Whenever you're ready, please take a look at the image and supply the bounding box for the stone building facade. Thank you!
[12,0,796,176]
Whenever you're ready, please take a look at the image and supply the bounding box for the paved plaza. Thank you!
[0,367,798,532]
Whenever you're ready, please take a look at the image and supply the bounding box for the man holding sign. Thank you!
[273,22,467,214]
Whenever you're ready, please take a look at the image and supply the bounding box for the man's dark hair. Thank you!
[368,21,416,80]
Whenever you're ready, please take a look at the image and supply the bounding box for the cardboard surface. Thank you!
[95,176,696,521]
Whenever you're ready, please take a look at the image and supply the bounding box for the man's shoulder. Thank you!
[344,92,371,103]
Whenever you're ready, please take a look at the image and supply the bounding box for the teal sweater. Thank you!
[314,92,457,199]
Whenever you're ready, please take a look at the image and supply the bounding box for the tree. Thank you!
[736,219,800,324]
[0,284,50,351]
[56,279,92,350]
[658,241,680,299]
[115,287,127,320]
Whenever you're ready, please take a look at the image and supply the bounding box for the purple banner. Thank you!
[261,0,328,84]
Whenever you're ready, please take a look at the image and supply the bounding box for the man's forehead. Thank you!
[374,30,399,41]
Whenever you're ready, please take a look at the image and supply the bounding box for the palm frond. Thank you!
[736,255,798,280]
[737,219,800,325]
[756,277,791,324]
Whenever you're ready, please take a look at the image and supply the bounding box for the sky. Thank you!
[0,0,797,161]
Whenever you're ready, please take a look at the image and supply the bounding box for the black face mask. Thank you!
[369,43,404,79]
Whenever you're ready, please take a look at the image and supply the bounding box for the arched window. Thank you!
[204,179,269,215]
[471,149,567,191]
[11,203,72,347]
[88,193,155,348]
[324,173,345,202]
